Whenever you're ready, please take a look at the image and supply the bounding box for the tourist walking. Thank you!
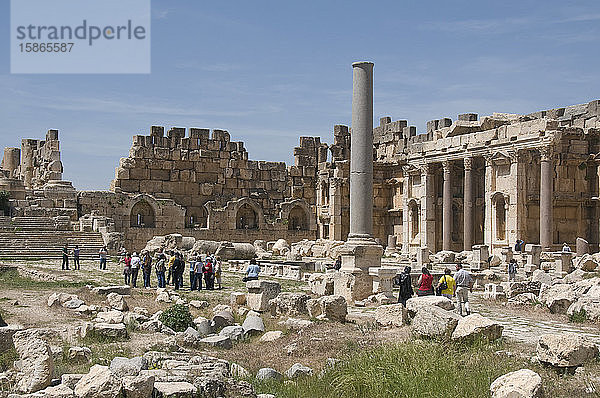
[562,242,571,252]
[243,259,260,282]
[507,259,517,282]
[61,245,69,270]
[203,258,214,290]
[454,263,474,316]
[122,252,132,285]
[194,257,203,290]
[72,245,81,270]
[395,266,413,307]
[155,252,166,288]
[214,256,222,290]
[142,251,152,288]
[99,246,108,270]
[416,267,434,296]
[436,268,456,299]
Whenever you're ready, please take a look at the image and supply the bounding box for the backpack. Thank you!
[436,276,448,296]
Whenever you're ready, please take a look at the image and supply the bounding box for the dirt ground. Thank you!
[1,258,600,395]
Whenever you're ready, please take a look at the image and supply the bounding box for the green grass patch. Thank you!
[0,269,89,289]
[0,348,18,372]
[254,340,529,398]
[569,308,588,323]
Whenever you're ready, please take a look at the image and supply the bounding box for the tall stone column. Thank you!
[334,61,383,304]
[421,163,436,251]
[539,146,554,250]
[349,61,374,240]
[401,166,410,253]
[442,160,452,251]
[463,157,473,251]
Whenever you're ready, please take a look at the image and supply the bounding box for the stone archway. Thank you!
[288,205,308,231]
[236,203,258,230]
[186,207,208,228]
[130,200,155,228]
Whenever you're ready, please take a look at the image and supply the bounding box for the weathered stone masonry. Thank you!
[2,100,600,255]
[317,100,600,254]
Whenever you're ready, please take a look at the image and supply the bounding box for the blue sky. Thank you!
[1,0,599,190]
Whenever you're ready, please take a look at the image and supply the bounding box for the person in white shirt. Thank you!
[130,252,141,288]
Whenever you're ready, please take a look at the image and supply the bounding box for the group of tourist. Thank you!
[395,263,474,316]
[116,248,223,291]
[60,245,82,270]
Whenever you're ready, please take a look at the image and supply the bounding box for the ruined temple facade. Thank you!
[316,100,600,254]
[2,100,600,253]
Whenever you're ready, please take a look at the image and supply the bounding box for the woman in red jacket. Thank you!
[416,267,434,296]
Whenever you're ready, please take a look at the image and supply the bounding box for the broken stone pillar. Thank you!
[387,235,397,250]
[334,61,383,303]
[442,160,452,251]
[463,157,473,251]
[368,266,399,300]
[2,148,20,178]
[576,237,589,257]
[557,252,573,275]
[500,246,513,264]
[525,244,542,267]
[471,244,489,270]
[539,146,554,250]
[484,283,505,300]
[416,247,430,267]
[385,235,398,256]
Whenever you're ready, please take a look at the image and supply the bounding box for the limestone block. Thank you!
[374,303,408,327]
[13,329,54,393]
[490,369,543,398]
[246,280,281,312]
[451,314,503,342]
[411,306,461,339]
[537,333,598,367]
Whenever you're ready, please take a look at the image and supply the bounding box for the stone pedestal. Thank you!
[484,283,505,300]
[368,266,400,299]
[334,239,383,303]
[416,247,430,267]
[576,237,589,257]
[471,244,489,270]
[557,252,573,274]
[501,246,513,264]
[525,244,542,267]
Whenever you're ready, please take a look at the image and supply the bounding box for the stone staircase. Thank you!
[0,216,57,231]
[0,218,106,259]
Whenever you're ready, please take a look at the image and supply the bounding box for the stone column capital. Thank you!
[463,157,473,171]
[420,163,433,176]
[442,160,451,175]
[539,146,554,162]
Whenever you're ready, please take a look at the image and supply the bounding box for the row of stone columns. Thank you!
[417,147,553,252]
